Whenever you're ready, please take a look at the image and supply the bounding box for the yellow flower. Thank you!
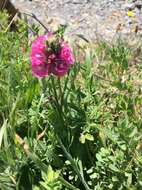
[127,11,135,17]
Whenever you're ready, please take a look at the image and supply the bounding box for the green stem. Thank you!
[59,176,79,190]
[51,76,90,190]
[51,77,59,106]
[57,78,68,124]
[56,135,91,190]
[85,142,94,166]
[62,75,69,105]
[58,78,62,104]
[51,78,65,126]
[57,78,65,117]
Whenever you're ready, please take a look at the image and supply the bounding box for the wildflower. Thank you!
[30,34,74,78]
[127,11,135,17]
[52,42,74,76]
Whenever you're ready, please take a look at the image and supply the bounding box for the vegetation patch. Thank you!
[0,11,142,190]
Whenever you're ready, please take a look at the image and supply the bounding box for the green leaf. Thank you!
[90,173,98,179]
[47,165,55,182]
[79,134,86,144]
[0,119,7,148]
[125,172,132,186]
[84,133,94,141]
[109,164,119,172]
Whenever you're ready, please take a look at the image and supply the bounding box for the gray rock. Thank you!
[10,0,142,42]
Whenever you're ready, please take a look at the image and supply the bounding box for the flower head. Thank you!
[30,34,74,78]
[51,42,75,77]
[127,11,135,17]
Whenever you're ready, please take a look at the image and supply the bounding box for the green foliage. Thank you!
[34,165,62,190]
[0,11,142,190]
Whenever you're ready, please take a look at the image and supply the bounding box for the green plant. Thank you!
[0,11,142,190]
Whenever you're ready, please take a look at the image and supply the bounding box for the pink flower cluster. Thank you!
[30,34,74,78]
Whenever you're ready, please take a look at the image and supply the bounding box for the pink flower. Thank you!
[52,42,75,77]
[60,43,74,65]
[30,34,51,78]
[30,34,74,78]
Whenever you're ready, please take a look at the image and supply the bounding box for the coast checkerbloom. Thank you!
[30,34,74,78]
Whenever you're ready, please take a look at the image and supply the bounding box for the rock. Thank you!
[135,2,142,10]
[124,3,135,11]
[9,0,142,42]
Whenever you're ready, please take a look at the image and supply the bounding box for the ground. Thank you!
[11,0,142,42]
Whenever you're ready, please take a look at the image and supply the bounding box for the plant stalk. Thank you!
[56,135,91,190]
